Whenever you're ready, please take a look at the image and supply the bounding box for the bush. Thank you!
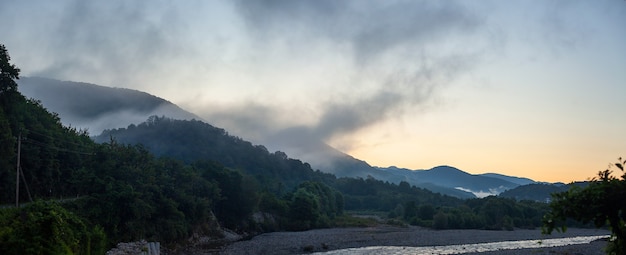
[0,200,107,255]
[543,158,626,254]
[433,211,449,230]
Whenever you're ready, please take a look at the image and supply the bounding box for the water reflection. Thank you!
[314,235,609,255]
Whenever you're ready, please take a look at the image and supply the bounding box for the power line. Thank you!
[24,128,92,150]
[13,128,94,207]
[21,139,95,155]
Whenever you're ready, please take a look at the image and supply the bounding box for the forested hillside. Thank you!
[0,45,346,253]
[22,76,541,199]
[95,117,470,207]
[96,116,555,230]
[96,116,336,192]
[499,182,589,202]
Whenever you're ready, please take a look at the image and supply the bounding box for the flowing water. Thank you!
[313,235,609,255]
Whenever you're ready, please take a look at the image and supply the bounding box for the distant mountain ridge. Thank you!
[478,173,535,186]
[499,182,586,202]
[265,126,538,198]
[20,77,545,199]
[17,76,199,134]
[376,166,523,198]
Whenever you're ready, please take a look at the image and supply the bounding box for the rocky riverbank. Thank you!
[218,226,609,255]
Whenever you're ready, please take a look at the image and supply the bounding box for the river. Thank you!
[313,235,610,255]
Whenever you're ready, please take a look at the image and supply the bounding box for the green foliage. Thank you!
[0,200,107,255]
[197,160,259,229]
[287,181,344,230]
[418,205,435,220]
[258,192,289,216]
[0,107,14,191]
[543,158,626,255]
[62,143,227,243]
[476,196,521,230]
[432,211,449,230]
[0,44,20,93]
[403,201,418,221]
[499,183,570,202]
[333,176,462,212]
[96,116,337,193]
[396,196,547,230]
[334,175,549,231]
[331,214,380,228]
[289,188,321,230]
[297,181,344,218]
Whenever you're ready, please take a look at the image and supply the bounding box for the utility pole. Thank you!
[15,132,20,208]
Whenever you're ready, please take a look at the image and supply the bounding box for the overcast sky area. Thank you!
[1,0,625,182]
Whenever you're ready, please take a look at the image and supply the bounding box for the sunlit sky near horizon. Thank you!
[1,0,625,183]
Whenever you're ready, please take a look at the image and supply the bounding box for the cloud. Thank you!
[224,0,487,145]
[315,91,400,140]
[3,0,624,182]
[2,0,492,152]
[40,1,186,83]
[234,0,481,62]
[0,0,199,92]
[201,101,286,142]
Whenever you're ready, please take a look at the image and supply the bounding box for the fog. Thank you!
[2,0,625,182]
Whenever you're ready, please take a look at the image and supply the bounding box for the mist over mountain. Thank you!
[478,173,535,186]
[17,77,199,135]
[376,166,525,198]
[255,126,477,198]
[19,77,545,199]
[258,124,541,198]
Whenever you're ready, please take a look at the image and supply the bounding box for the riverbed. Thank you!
[219,226,609,255]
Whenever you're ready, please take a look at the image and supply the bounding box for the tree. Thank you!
[403,201,418,220]
[0,200,107,255]
[289,188,320,230]
[543,158,626,255]
[287,181,344,230]
[418,204,435,220]
[0,44,20,94]
[433,211,448,230]
[0,44,18,187]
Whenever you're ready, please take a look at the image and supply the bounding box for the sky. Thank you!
[1,0,625,183]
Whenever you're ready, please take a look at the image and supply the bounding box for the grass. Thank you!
[333,214,381,227]
[333,211,409,228]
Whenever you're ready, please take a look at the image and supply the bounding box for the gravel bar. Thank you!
[218,226,609,255]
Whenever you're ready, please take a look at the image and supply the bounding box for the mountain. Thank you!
[264,127,475,198]
[478,173,535,186]
[94,116,336,192]
[499,182,587,202]
[90,116,474,198]
[377,166,521,198]
[498,183,566,202]
[264,127,531,198]
[17,78,473,198]
[17,76,199,135]
[19,77,528,199]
